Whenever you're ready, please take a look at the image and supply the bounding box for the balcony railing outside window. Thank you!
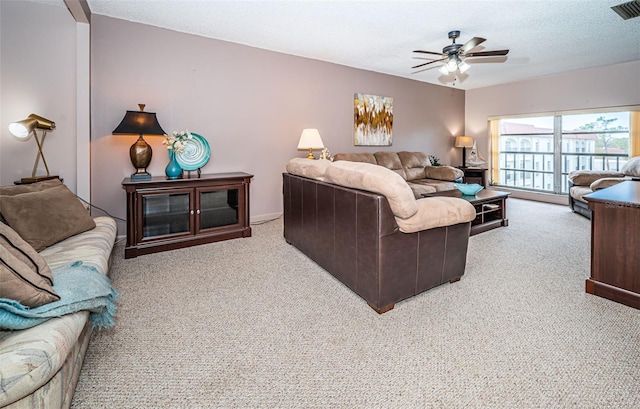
[494,112,631,194]
[498,151,628,193]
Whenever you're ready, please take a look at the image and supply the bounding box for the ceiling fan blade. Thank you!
[465,49,510,57]
[413,50,444,56]
[411,57,447,69]
[461,37,486,53]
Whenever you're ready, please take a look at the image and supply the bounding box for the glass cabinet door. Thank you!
[198,187,241,231]
[140,190,191,239]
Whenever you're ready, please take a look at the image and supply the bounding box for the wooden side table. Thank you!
[459,167,488,186]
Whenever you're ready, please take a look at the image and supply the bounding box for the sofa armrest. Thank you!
[590,177,629,191]
[424,165,464,181]
[395,197,476,233]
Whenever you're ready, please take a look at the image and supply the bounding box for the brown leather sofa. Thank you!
[283,158,475,313]
[333,151,464,197]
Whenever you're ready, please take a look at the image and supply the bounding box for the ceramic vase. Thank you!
[165,150,182,179]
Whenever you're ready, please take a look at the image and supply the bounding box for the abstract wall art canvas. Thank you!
[354,93,393,146]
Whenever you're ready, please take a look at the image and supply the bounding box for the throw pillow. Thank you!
[621,156,640,177]
[0,178,62,196]
[0,223,59,307]
[0,179,64,224]
[424,165,464,181]
[0,184,96,251]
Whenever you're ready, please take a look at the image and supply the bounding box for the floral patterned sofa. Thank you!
[0,179,117,409]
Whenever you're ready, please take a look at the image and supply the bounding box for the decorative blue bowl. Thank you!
[455,183,484,196]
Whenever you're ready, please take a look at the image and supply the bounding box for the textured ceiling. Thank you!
[77,1,640,90]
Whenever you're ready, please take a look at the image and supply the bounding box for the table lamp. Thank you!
[8,113,58,183]
[297,129,324,159]
[455,136,474,167]
[113,104,166,180]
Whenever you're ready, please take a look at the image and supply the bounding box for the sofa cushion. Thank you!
[285,158,331,181]
[406,182,437,198]
[424,165,464,181]
[325,160,418,219]
[333,152,377,164]
[40,216,117,275]
[373,152,406,179]
[0,184,96,251]
[395,196,476,233]
[397,151,431,181]
[567,170,624,186]
[0,223,59,307]
[590,177,629,191]
[621,156,640,177]
[412,178,457,192]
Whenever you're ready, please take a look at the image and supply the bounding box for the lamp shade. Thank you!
[8,114,57,182]
[446,58,458,72]
[455,136,474,148]
[297,129,324,150]
[112,110,166,136]
[9,114,55,139]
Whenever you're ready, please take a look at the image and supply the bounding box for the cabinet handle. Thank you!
[190,210,194,215]
[196,209,201,215]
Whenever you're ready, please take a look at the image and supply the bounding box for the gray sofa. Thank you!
[333,151,463,198]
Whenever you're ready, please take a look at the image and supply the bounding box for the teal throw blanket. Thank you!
[0,261,119,330]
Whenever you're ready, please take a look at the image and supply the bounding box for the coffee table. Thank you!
[422,189,510,235]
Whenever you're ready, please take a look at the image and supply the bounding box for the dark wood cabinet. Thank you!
[584,181,640,309]
[122,172,252,258]
[459,167,488,186]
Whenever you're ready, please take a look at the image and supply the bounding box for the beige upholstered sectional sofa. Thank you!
[333,151,463,198]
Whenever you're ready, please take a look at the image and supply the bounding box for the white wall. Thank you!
[0,1,80,191]
[465,60,640,203]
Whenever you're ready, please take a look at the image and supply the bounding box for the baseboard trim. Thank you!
[487,187,569,206]
[251,212,283,224]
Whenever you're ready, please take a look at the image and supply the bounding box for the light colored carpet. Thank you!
[71,198,640,408]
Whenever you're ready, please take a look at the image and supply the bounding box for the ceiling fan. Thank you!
[412,30,509,75]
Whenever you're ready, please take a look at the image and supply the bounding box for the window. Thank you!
[489,108,638,194]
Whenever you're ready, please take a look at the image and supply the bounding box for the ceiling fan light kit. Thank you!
[412,30,509,77]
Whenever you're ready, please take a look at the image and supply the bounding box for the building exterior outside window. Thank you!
[493,111,632,194]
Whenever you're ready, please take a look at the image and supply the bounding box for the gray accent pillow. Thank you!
[0,184,96,251]
[0,222,59,307]
[621,156,640,177]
